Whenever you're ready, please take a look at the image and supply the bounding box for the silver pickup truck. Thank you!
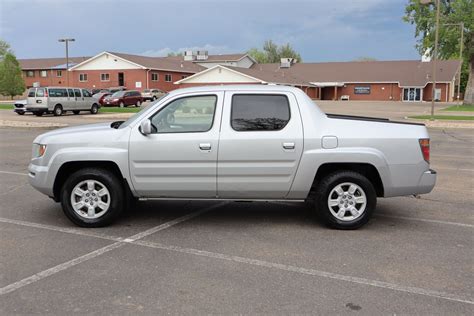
[28,85,436,229]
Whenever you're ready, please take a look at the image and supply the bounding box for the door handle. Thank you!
[282,142,295,150]
[199,143,212,150]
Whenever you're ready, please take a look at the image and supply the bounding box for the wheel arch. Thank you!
[312,162,384,197]
[53,160,133,202]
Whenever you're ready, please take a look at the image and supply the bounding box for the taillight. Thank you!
[419,139,430,163]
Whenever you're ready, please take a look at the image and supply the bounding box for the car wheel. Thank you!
[17,111,25,115]
[90,104,99,114]
[73,110,80,115]
[315,171,376,230]
[136,100,141,107]
[152,96,157,101]
[61,168,125,227]
[119,102,124,108]
[34,112,44,117]
[53,105,63,116]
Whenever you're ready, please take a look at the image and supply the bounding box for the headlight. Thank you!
[32,143,47,158]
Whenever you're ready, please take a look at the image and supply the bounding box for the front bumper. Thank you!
[28,163,54,197]
[416,169,437,194]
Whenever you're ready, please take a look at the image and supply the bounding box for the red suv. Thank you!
[103,90,143,107]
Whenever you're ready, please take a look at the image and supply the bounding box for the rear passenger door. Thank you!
[217,92,304,199]
[73,89,84,109]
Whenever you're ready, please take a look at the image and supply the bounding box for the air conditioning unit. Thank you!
[280,58,296,68]
[196,50,209,60]
[184,50,195,61]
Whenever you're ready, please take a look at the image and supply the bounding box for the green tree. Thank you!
[248,40,302,63]
[403,0,473,104]
[0,39,11,58]
[0,53,25,99]
[167,51,183,57]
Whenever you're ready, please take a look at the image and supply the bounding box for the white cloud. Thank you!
[141,44,231,57]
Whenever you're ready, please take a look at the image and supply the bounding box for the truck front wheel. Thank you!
[315,171,376,230]
[60,168,125,227]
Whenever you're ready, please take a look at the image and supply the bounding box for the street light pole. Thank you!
[430,0,440,119]
[58,38,75,86]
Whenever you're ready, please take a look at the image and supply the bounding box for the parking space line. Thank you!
[0,170,28,176]
[0,217,123,242]
[376,214,474,228]
[0,202,226,296]
[133,240,474,305]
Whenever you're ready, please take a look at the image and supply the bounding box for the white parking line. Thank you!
[0,202,226,296]
[0,170,28,176]
[133,240,474,305]
[376,214,474,228]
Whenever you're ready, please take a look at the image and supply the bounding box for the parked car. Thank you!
[142,89,166,101]
[92,92,112,106]
[103,90,143,107]
[13,99,28,115]
[109,86,126,94]
[26,87,100,116]
[28,85,436,228]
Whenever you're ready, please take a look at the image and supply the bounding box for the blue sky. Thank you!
[1,0,421,61]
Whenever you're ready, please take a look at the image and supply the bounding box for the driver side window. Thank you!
[150,95,217,133]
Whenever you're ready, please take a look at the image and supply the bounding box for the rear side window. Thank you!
[68,89,74,97]
[231,94,290,131]
[36,88,45,97]
[28,88,35,97]
[74,89,82,97]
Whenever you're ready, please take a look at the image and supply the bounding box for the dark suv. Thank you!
[103,90,143,107]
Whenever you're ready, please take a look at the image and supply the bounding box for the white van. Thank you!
[26,87,100,116]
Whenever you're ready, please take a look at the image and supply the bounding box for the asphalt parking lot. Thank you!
[0,111,473,313]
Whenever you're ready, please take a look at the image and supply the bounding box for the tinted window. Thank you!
[150,95,217,133]
[231,94,290,131]
[28,88,35,97]
[36,88,45,97]
[82,89,92,97]
[68,89,74,97]
[112,91,125,98]
[74,89,82,97]
[49,88,68,97]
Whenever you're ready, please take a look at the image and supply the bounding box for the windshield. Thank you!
[111,91,125,98]
[119,93,168,129]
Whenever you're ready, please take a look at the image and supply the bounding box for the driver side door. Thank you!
[128,92,223,198]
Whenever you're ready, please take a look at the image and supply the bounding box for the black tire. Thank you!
[16,111,25,115]
[53,104,63,116]
[73,110,80,115]
[34,111,44,117]
[60,168,125,227]
[314,171,376,230]
[90,104,99,114]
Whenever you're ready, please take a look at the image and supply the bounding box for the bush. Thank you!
[181,106,190,113]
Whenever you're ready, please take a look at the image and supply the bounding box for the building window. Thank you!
[181,75,187,79]
[151,73,159,81]
[101,73,110,81]
[56,70,62,77]
[165,74,172,82]
[40,70,47,78]
[79,73,88,82]
[26,71,34,77]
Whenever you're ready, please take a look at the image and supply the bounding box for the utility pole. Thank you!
[58,38,75,86]
[430,0,440,119]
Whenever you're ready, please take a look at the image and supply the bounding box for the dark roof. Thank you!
[251,60,461,87]
[108,52,205,73]
[199,53,248,62]
[18,57,90,69]
[225,66,311,86]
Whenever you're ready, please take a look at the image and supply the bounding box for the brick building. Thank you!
[18,52,460,102]
[177,59,461,102]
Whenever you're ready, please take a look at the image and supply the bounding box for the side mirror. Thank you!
[140,119,152,135]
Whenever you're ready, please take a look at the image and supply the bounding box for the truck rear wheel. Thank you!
[60,168,125,227]
[314,171,376,230]
[90,104,99,114]
[53,105,63,116]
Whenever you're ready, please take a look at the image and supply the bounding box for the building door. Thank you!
[118,72,124,86]
[403,88,422,102]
